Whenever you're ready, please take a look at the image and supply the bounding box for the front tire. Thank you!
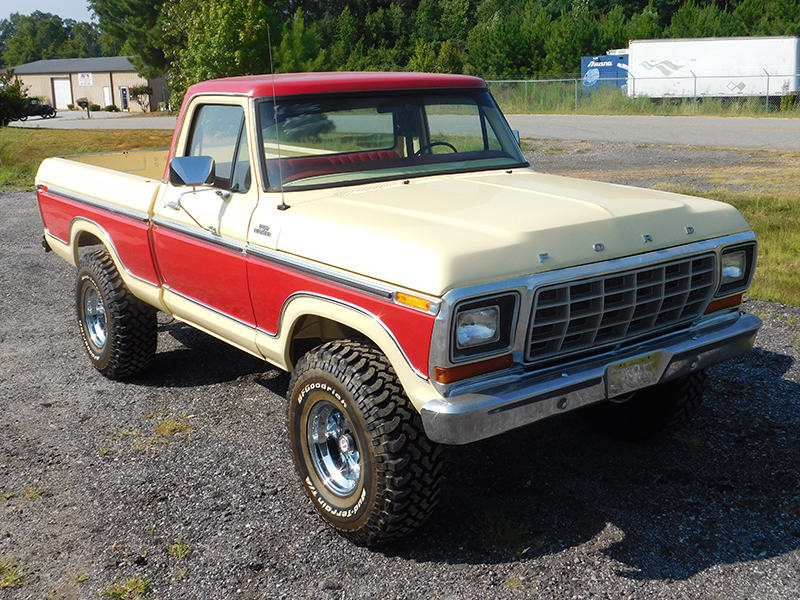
[288,340,442,546]
[76,249,157,379]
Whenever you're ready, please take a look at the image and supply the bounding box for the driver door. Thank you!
[152,101,260,354]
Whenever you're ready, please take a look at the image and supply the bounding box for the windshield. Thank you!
[257,90,527,190]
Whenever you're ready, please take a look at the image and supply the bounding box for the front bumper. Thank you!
[420,311,761,444]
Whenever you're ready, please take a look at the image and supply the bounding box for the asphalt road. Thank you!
[506,114,800,150]
[11,110,800,150]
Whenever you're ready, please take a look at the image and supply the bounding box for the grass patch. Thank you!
[709,191,800,305]
[0,128,173,190]
[550,146,800,307]
[101,575,152,600]
[168,538,191,560]
[490,81,800,117]
[0,558,26,589]
[661,187,800,305]
[1,487,44,501]
[153,417,193,438]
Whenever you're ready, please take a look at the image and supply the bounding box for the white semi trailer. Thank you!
[627,36,800,99]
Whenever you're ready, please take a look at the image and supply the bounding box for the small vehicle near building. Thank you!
[16,97,57,121]
[35,72,760,546]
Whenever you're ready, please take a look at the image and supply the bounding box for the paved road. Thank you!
[11,109,800,150]
[9,109,178,130]
[506,114,800,150]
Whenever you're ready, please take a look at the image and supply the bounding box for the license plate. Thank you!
[607,352,663,397]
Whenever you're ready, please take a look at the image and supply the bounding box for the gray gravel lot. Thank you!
[1,142,799,599]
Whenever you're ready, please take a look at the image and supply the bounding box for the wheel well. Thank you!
[75,232,106,261]
[288,315,370,368]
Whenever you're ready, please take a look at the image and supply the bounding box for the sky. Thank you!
[2,0,95,23]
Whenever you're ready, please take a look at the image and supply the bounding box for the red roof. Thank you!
[184,72,487,99]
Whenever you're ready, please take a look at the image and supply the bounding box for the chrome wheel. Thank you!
[307,400,361,497]
[82,284,107,352]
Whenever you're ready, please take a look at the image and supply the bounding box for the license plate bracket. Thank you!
[606,352,664,398]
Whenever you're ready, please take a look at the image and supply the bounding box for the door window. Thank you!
[187,104,251,193]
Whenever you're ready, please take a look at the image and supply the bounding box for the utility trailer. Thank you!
[627,36,800,99]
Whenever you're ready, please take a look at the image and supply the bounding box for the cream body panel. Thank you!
[275,169,750,296]
[255,296,440,412]
[157,96,259,246]
[36,155,164,218]
[65,149,169,181]
[163,290,261,357]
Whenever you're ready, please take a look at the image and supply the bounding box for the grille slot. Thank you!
[526,254,716,364]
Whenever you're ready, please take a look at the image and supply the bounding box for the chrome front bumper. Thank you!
[420,312,761,445]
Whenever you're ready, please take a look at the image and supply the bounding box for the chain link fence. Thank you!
[487,73,800,116]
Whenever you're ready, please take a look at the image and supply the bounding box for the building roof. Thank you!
[12,56,138,74]
[185,72,487,101]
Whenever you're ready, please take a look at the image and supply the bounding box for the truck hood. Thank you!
[276,169,751,296]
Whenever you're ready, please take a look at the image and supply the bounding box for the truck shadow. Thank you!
[133,320,290,394]
[387,348,800,581]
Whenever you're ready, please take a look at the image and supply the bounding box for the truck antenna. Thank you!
[268,26,289,211]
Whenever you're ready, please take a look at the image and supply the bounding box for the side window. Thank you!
[426,97,501,153]
[187,104,250,192]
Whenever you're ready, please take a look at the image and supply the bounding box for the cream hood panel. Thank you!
[275,170,751,296]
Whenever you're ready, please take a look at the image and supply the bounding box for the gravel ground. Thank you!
[1,143,799,599]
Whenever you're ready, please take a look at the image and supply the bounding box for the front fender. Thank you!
[255,294,441,413]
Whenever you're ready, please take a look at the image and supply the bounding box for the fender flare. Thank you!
[256,294,439,412]
[56,218,165,311]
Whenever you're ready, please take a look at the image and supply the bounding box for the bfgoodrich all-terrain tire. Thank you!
[288,340,442,546]
[76,249,157,379]
[584,370,708,441]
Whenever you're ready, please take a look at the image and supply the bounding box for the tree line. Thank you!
[2,0,800,108]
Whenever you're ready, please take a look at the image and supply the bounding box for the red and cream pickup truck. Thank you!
[36,72,760,546]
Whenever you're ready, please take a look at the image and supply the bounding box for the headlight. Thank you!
[456,306,500,348]
[721,251,746,286]
[451,294,517,360]
[718,243,755,296]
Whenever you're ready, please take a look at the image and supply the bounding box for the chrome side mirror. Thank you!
[169,156,216,187]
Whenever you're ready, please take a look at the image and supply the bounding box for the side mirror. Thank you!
[512,130,521,146]
[169,156,216,187]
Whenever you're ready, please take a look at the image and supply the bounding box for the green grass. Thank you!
[0,558,26,589]
[713,191,800,304]
[168,538,191,560]
[0,128,173,190]
[490,81,800,117]
[101,575,152,600]
[661,188,800,306]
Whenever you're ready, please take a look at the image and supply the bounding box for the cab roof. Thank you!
[184,72,488,99]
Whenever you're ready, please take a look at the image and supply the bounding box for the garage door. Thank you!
[52,78,73,109]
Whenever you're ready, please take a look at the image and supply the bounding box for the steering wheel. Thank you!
[414,141,458,156]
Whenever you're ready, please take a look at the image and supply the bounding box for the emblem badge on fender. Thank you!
[593,243,605,252]
[253,224,271,237]
[643,234,653,243]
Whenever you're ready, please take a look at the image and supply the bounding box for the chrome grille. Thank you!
[526,254,717,363]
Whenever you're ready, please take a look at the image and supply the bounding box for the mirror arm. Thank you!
[164,187,219,235]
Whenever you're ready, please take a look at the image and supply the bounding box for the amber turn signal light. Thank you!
[705,293,744,315]
[434,354,513,384]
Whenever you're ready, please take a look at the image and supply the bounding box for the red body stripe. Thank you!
[152,226,256,326]
[37,190,159,285]
[247,257,434,377]
[38,190,433,377]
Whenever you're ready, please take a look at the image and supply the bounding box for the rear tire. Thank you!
[288,340,442,546]
[584,371,708,441]
[76,249,157,379]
